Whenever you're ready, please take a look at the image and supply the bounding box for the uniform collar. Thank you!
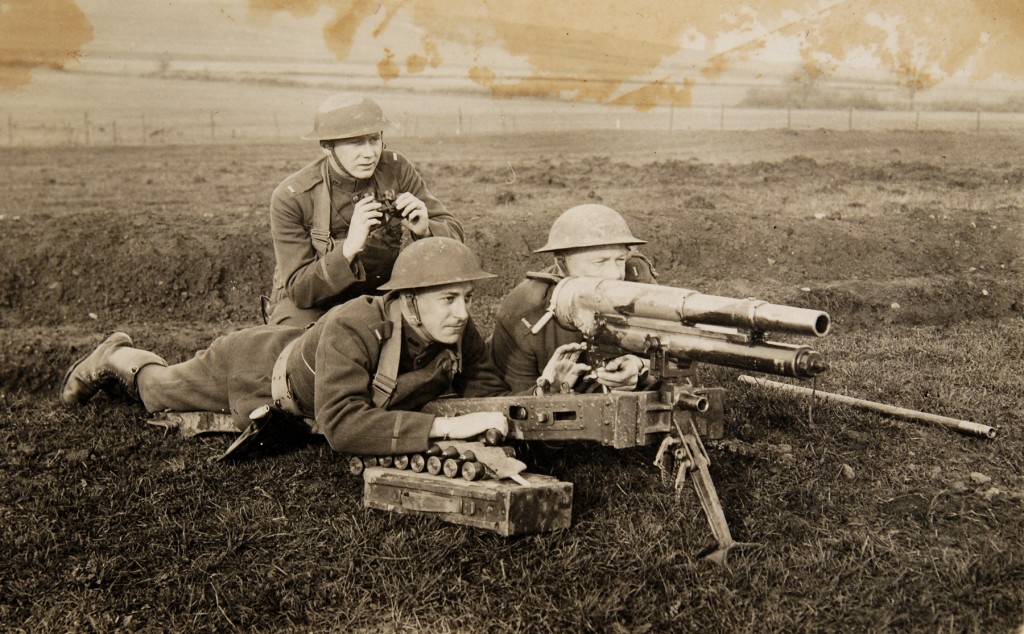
[325,158,370,191]
[402,316,462,371]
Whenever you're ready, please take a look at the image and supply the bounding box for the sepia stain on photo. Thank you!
[2,2,1023,633]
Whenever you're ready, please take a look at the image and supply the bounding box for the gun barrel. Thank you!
[551,277,831,337]
[596,319,829,379]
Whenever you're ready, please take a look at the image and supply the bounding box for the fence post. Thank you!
[669,103,675,131]
[915,110,920,131]
[848,107,853,131]
[84,111,90,146]
[7,114,12,145]
[976,110,981,133]
[456,108,462,136]
[787,105,791,129]
[210,111,216,141]
[112,120,118,145]
[720,105,725,131]
[142,114,147,145]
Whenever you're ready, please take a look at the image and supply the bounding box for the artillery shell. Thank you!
[362,456,379,469]
[425,444,443,457]
[378,455,394,468]
[439,446,460,460]
[409,454,426,473]
[459,449,477,462]
[461,460,485,481]
[426,455,444,476]
[393,454,410,470]
[348,456,365,476]
[483,428,506,446]
[442,458,462,479]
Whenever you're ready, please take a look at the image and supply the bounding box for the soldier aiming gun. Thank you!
[490,204,659,395]
[427,205,832,560]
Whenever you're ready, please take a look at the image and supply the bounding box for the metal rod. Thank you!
[737,375,996,439]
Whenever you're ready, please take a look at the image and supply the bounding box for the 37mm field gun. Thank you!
[424,275,831,562]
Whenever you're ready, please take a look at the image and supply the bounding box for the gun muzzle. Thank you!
[675,392,710,412]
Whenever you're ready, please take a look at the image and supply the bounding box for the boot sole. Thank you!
[59,332,133,406]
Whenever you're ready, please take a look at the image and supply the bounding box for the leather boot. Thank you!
[60,332,167,406]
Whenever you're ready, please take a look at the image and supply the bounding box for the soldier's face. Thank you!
[410,282,475,345]
[560,245,630,280]
[325,132,383,179]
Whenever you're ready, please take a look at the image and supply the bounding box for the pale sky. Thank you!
[3,0,1024,110]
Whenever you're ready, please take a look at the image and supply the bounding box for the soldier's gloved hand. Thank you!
[538,342,591,393]
[595,354,647,391]
[342,194,383,261]
[430,412,507,440]
[394,192,430,237]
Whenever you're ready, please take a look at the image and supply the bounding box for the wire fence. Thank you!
[4,105,1024,147]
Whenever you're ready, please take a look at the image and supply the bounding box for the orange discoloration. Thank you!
[247,0,1024,108]
[468,65,496,88]
[378,48,400,81]
[0,0,93,91]
[249,0,323,17]
[407,53,427,74]
[611,78,694,111]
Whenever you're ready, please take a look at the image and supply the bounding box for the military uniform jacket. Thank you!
[490,257,658,395]
[489,267,584,395]
[269,152,464,310]
[286,294,506,455]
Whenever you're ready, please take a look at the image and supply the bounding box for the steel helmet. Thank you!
[379,237,496,291]
[534,204,646,253]
[302,93,393,141]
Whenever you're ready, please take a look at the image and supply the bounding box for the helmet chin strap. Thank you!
[401,292,437,343]
[327,143,357,179]
[324,134,385,180]
[554,254,569,276]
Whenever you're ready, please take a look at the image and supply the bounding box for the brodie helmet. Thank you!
[379,238,496,291]
[534,204,646,253]
[302,93,393,141]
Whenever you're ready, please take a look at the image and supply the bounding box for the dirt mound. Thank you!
[0,210,275,327]
[1,137,1022,399]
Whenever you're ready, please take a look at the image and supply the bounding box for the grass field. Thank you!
[1,129,1022,632]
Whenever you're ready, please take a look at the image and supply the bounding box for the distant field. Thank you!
[1,129,1022,632]
[5,71,1024,145]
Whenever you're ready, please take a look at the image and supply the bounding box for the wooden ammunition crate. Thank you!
[363,467,573,536]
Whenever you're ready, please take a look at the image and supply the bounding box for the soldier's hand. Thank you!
[430,412,508,439]
[394,192,430,237]
[342,194,383,261]
[539,342,591,393]
[595,354,646,391]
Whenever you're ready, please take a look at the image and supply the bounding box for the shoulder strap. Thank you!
[371,299,404,408]
[310,160,334,258]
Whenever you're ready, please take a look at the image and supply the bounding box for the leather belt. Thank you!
[270,338,303,416]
